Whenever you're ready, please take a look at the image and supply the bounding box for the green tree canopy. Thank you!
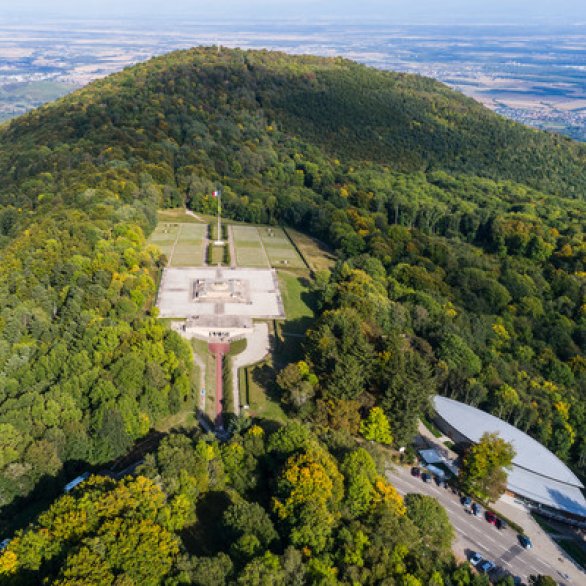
[459,432,516,502]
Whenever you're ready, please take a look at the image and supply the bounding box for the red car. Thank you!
[485,511,498,525]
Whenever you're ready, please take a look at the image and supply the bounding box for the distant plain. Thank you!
[0,20,584,139]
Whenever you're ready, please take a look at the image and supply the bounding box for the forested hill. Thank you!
[0,45,584,554]
[1,47,586,202]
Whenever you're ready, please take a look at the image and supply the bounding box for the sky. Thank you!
[5,0,586,25]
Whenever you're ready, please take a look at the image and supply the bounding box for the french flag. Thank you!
[212,190,219,198]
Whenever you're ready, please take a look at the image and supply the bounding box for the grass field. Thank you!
[149,222,206,267]
[232,226,270,268]
[259,227,306,269]
[209,244,225,265]
[243,361,287,424]
[148,223,180,258]
[191,339,217,423]
[157,209,205,224]
[232,225,306,270]
[286,228,336,272]
[278,270,316,333]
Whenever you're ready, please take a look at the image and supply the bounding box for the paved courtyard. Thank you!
[156,266,285,320]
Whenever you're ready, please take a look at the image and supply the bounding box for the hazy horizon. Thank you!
[4,0,586,26]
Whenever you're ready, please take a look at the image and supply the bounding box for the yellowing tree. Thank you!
[360,407,393,445]
[0,475,180,584]
[273,445,343,553]
[372,477,407,517]
[342,448,405,519]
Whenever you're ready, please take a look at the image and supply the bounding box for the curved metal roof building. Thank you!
[433,396,586,518]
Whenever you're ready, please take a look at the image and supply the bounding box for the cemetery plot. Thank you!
[259,226,306,269]
[148,222,180,258]
[231,225,270,268]
[149,223,206,267]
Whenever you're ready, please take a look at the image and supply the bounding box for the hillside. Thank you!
[1,48,586,199]
[0,46,584,583]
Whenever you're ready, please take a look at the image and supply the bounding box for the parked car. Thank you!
[518,534,532,549]
[461,496,472,507]
[411,467,421,478]
[0,539,10,551]
[496,518,508,530]
[478,560,496,574]
[485,511,498,525]
[469,552,483,567]
[472,502,483,516]
[421,472,432,483]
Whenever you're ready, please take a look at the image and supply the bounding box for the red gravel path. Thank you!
[209,341,230,428]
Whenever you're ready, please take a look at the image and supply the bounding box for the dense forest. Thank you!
[0,46,584,582]
[0,423,490,585]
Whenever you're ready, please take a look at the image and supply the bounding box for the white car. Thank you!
[469,552,483,567]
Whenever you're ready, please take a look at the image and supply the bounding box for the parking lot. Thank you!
[386,465,582,585]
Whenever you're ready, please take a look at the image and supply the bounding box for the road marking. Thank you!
[386,467,580,582]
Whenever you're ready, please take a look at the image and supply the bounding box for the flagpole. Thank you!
[217,189,222,243]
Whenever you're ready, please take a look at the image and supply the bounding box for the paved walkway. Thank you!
[231,323,270,413]
[414,421,584,582]
[185,209,205,222]
[414,420,584,581]
[417,420,459,459]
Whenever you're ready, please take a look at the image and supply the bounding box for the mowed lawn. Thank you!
[231,226,270,268]
[192,339,217,424]
[148,223,180,258]
[259,227,306,269]
[278,270,316,334]
[149,222,206,267]
[157,208,205,224]
[232,225,305,269]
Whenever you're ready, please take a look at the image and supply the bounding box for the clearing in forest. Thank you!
[152,216,333,426]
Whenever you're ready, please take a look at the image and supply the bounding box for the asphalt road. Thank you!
[386,465,575,585]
